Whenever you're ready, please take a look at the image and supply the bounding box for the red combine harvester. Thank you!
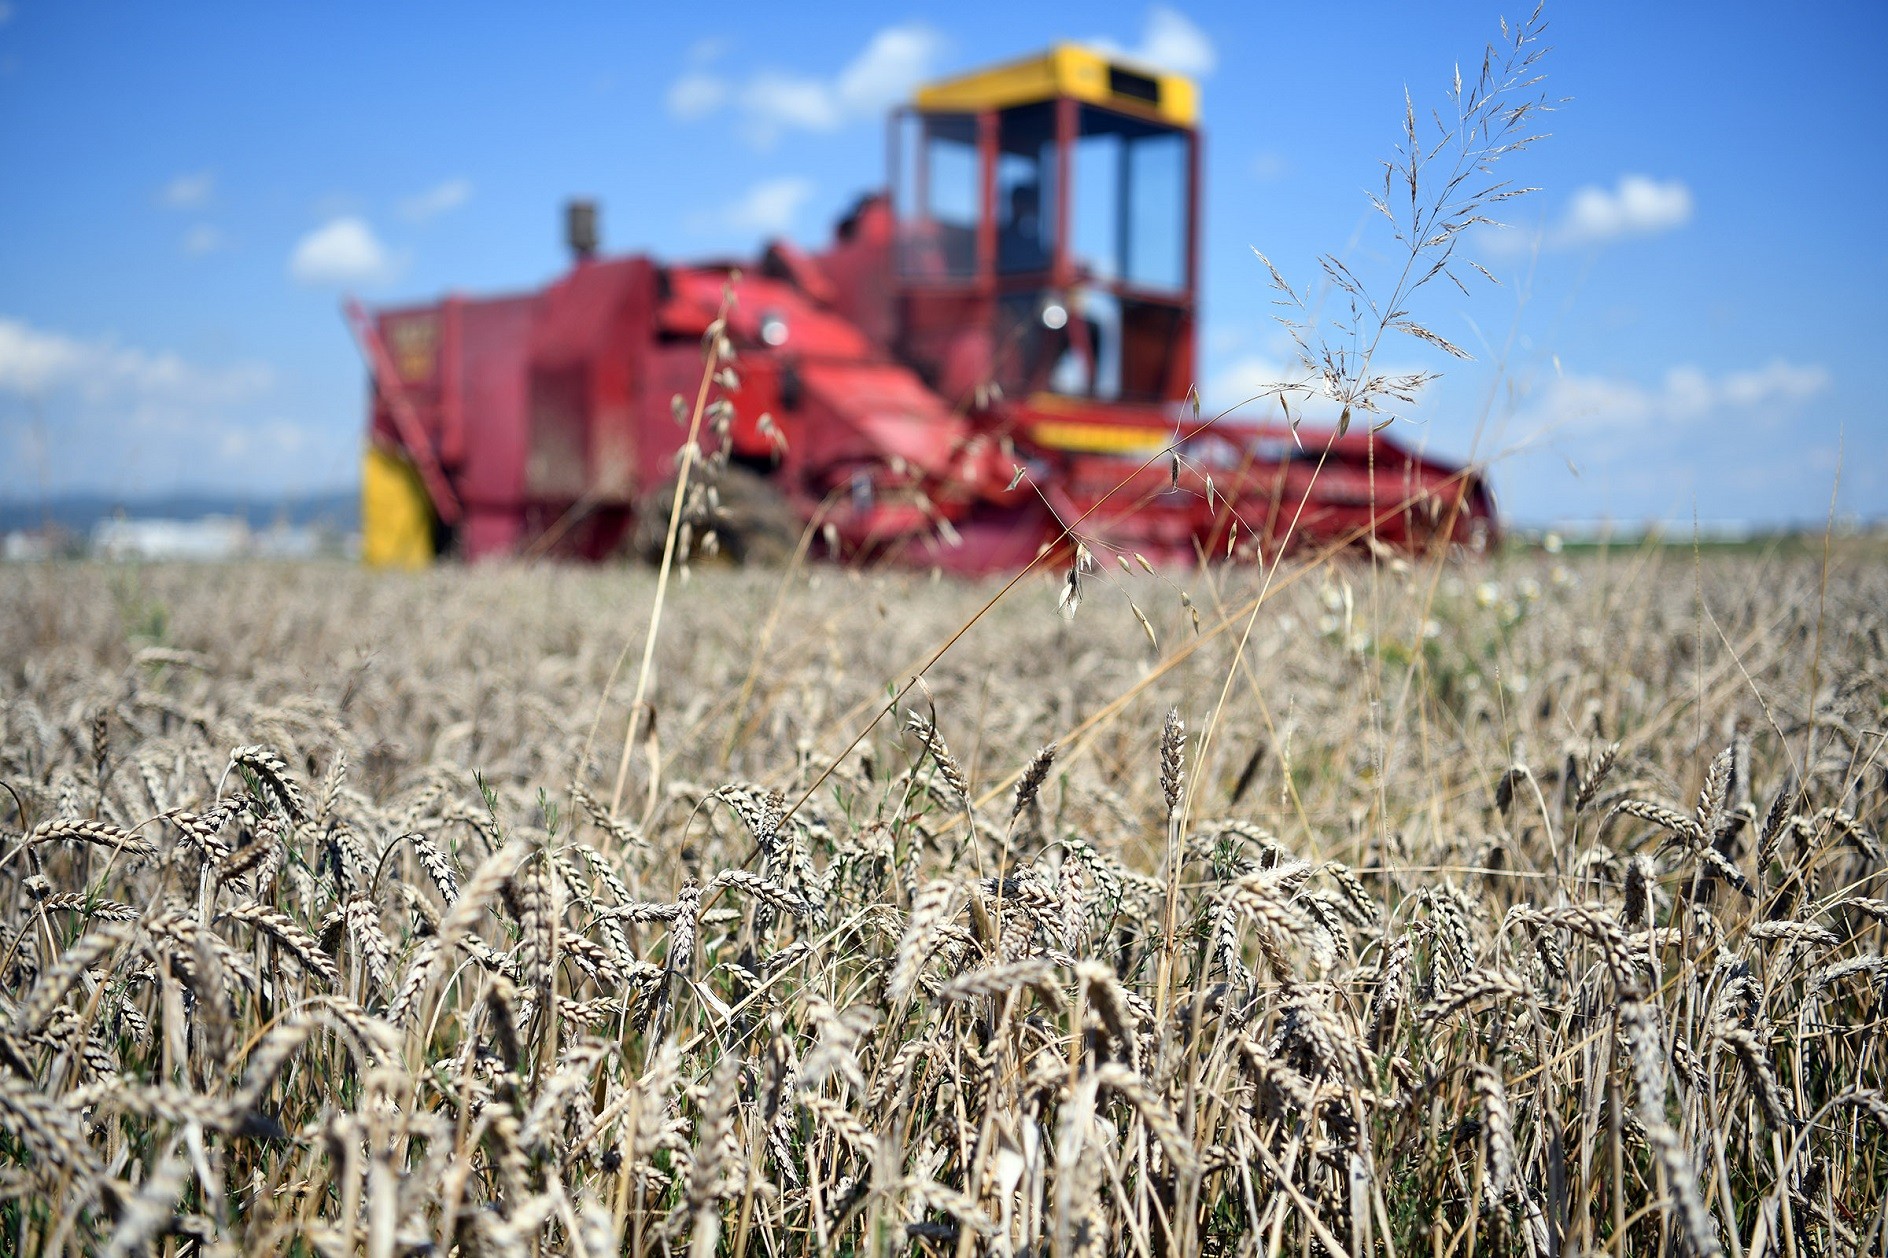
[354,46,1497,570]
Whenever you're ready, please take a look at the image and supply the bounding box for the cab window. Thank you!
[996,103,1057,274]
[897,112,979,279]
[1071,106,1189,292]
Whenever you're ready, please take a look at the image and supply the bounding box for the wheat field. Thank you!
[0,543,1883,1256]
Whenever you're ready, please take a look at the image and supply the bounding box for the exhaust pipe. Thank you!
[565,199,598,263]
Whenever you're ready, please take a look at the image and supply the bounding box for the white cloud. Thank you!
[1487,175,1694,254]
[666,72,727,121]
[0,316,342,497]
[397,177,472,223]
[667,23,946,147]
[666,38,732,118]
[1207,355,1311,417]
[1558,175,1693,246]
[739,73,843,141]
[718,177,816,235]
[0,317,84,393]
[1096,6,1216,78]
[288,216,397,287]
[0,317,362,498]
[1517,359,1830,442]
[1204,354,1364,424]
[1494,359,1860,527]
[0,315,271,401]
[1720,360,1829,408]
[160,170,215,209]
[183,224,226,255]
[836,24,943,114]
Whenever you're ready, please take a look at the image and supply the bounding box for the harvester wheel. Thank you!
[631,464,799,567]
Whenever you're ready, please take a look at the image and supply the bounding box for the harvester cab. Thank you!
[889,47,1197,419]
[354,44,1496,570]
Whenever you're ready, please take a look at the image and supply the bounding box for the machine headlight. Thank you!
[759,313,789,346]
[1040,303,1068,331]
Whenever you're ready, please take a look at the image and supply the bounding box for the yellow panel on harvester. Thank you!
[1027,419,1171,455]
[914,44,1198,127]
[361,444,434,569]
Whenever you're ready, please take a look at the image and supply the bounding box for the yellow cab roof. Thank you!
[913,44,1198,128]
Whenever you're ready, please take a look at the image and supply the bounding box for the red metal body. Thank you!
[355,79,1496,570]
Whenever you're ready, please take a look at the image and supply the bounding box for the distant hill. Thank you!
[0,490,359,536]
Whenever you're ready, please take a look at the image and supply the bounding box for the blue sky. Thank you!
[1,0,1883,528]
